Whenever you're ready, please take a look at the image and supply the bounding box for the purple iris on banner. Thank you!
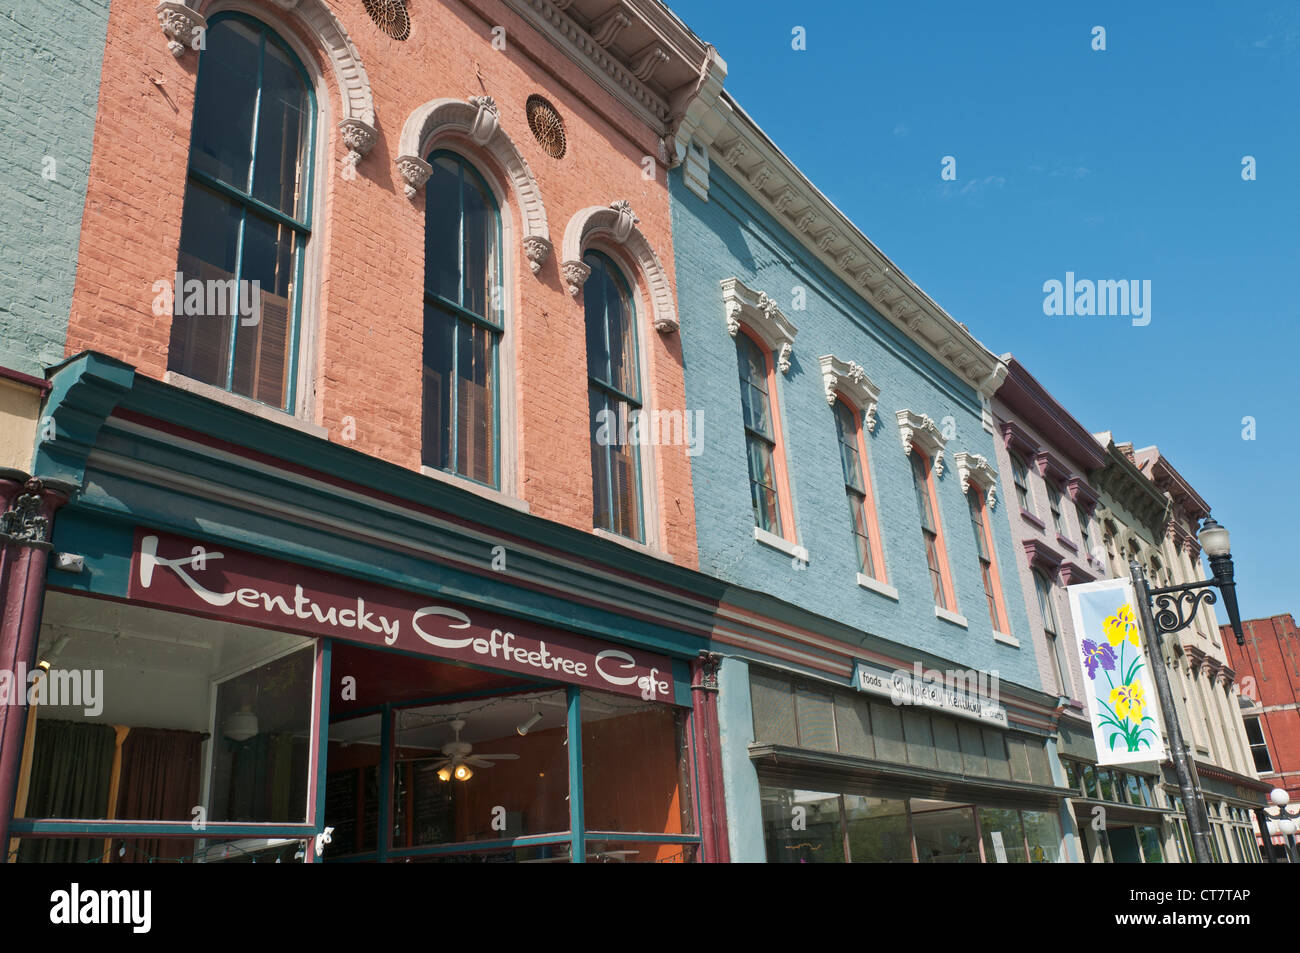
[1081,639,1117,680]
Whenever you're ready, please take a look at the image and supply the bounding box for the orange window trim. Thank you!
[840,392,887,582]
[739,324,796,543]
[973,491,1011,635]
[914,446,956,610]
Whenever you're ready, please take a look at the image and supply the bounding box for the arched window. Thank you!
[737,332,783,536]
[909,448,952,610]
[169,14,315,412]
[423,152,502,487]
[833,400,883,580]
[1034,569,1071,696]
[584,251,643,540]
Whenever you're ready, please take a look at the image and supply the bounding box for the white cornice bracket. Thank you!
[897,409,947,476]
[954,451,999,509]
[721,277,798,373]
[819,354,880,431]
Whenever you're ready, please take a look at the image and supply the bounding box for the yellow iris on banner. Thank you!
[1109,681,1145,722]
[1104,603,1139,647]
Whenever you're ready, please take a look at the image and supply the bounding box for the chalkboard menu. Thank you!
[411,760,455,846]
[324,770,358,855]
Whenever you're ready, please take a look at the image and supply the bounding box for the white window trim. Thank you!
[420,465,529,513]
[992,630,1021,648]
[164,371,329,439]
[856,572,899,601]
[935,605,969,628]
[754,525,808,562]
[594,527,675,563]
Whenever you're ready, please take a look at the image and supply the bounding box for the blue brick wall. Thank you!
[0,0,111,375]
[670,164,1044,692]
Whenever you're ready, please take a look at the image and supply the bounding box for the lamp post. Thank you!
[1264,788,1299,863]
[1128,514,1246,864]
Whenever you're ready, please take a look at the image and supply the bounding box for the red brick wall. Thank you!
[1224,614,1300,801]
[67,0,698,567]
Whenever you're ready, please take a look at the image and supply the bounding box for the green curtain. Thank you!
[18,719,117,863]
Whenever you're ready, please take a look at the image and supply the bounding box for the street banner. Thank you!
[1065,577,1165,766]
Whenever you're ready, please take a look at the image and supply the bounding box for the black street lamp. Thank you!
[1128,514,1246,864]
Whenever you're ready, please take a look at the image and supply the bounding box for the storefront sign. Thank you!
[851,660,1007,727]
[1065,577,1165,767]
[128,531,673,700]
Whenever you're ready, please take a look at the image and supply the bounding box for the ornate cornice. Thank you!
[1000,419,1039,460]
[397,97,552,274]
[1022,537,1065,574]
[1057,560,1095,586]
[896,410,947,476]
[954,451,998,509]
[1066,475,1100,514]
[676,90,1006,409]
[818,355,879,431]
[720,277,797,371]
[1034,450,1071,487]
[563,202,677,332]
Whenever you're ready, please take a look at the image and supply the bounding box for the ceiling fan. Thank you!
[431,718,519,782]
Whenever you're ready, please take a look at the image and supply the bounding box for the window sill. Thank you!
[992,629,1020,647]
[419,466,530,514]
[1019,509,1047,531]
[163,372,328,440]
[753,525,808,563]
[1056,534,1079,554]
[593,527,674,563]
[856,573,899,601]
[935,606,969,628]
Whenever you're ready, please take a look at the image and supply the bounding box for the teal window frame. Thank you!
[584,250,646,542]
[173,12,315,413]
[422,150,504,489]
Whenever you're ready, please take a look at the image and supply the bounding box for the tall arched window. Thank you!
[423,152,501,487]
[169,14,315,412]
[737,332,784,536]
[833,400,882,580]
[584,251,643,540]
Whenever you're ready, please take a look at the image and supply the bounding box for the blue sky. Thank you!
[669,0,1299,622]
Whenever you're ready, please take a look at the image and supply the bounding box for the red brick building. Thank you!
[1223,614,1300,854]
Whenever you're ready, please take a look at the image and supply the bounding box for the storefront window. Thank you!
[584,840,698,864]
[761,787,845,863]
[912,800,979,863]
[15,595,317,862]
[979,807,1027,863]
[1023,809,1063,862]
[844,795,911,862]
[1137,825,1165,862]
[581,690,693,841]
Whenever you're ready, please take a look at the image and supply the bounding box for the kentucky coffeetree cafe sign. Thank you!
[128,531,673,701]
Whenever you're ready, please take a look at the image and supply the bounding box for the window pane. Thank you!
[608,410,641,539]
[189,19,261,189]
[844,795,911,863]
[749,672,796,746]
[979,807,1027,863]
[581,691,692,836]
[231,212,296,407]
[911,802,978,863]
[461,169,496,320]
[251,36,310,218]
[170,183,240,387]
[456,319,495,484]
[794,687,837,752]
[761,787,844,863]
[421,306,455,471]
[424,157,461,303]
[747,435,781,535]
[737,336,772,438]
[1023,809,1064,862]
[590,389,613,531]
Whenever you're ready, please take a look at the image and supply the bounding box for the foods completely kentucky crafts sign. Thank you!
[128,530,673,701]
[1064,577,1165,767]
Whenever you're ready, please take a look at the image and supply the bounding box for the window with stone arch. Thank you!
[584,249,644,541]
[422,151,503,488]
[169,12,316,412]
